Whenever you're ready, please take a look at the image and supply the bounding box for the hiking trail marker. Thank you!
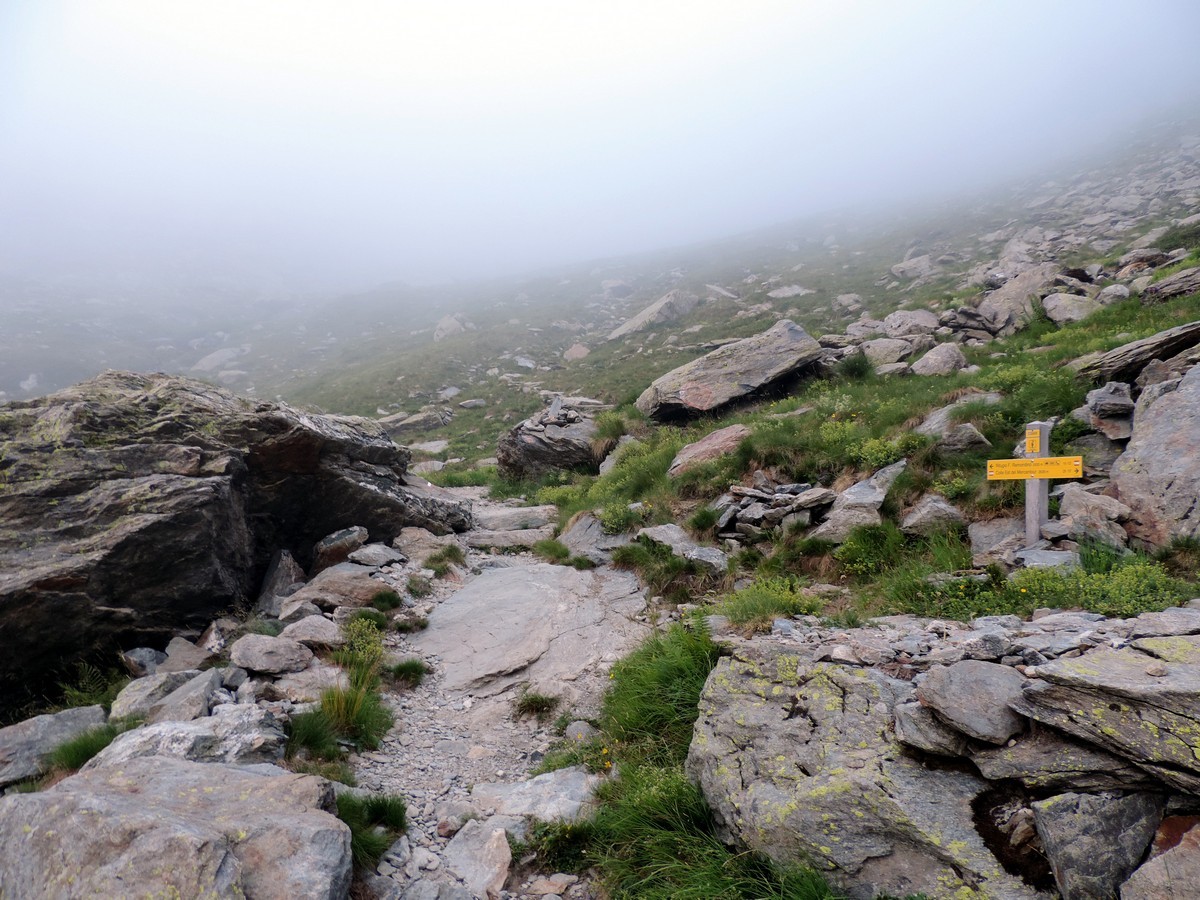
[985,421,1083,548]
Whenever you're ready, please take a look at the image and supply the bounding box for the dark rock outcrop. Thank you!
[496,397,600,480]
[635,319,823,422]
[0,371,471,711]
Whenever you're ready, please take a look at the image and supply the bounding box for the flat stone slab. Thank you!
[413,564,648,698]
[472,504,558,532]
[0,705,106,787]
[463,525,555,549]
[471,766,602,822]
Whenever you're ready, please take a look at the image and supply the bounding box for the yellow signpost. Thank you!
[986,456,1083,481]
[1024,428,1041,454]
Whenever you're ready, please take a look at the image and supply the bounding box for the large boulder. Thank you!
[0,372,471,715]
[910,342,968,376]
[85,703,286,767]
[667,424,750,477]
[975,262,1060,336]
[1112,364,1200,547]
[0,756,351,898]
[496,398,600,480]
[686,641,1043,899]
[0,705,106,788]
[1073,320,1200,383]
[607,289,700,340]
[635,320,822,422]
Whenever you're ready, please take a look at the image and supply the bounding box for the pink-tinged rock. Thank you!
[668,424,751,477]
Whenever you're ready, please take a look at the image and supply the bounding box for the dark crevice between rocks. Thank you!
[970,782,1055,891]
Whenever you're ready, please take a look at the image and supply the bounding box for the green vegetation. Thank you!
[57,662,129,713]
[370,589,403,611]
[424,543,466,577]
[335,792,408,869]
[386,658,430,687]
[46,718,139,773]
[514,690,559,721]
[407,574,434,597]
[611,537,726,604]
[532,538,571,563]
[717,577,818,634]
[393,616,429,633]
[348,608,389,631]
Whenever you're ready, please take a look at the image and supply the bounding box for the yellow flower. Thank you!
[1020,588,1027,593]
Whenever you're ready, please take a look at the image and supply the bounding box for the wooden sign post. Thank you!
[985,421,1083,549]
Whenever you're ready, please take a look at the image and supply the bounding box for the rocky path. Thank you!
[351,488,652,900]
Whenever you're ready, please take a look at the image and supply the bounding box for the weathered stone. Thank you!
[311,525,368,575]
[976,262,1060,335]
[111,670,197,720]
[0,705,106,787]
[496,403,600,479]
[348,542,407,567]
[637,524,728,575]
[1121,818,1200,899]
[1013,549,1081,570]
[414,564,647,703]
[1014,646,1200,793]
[1130,607,1200,639]
[899,494,965,536]
[254,549,306,616]
[883,309,939,338]
[283,562,386,610]
[158,636,215,674]
[892,700,970,756]
[87,704,286,767]
[280,614,345,648]
[229,633,314,674]
[890,253,939,280]
[968,518,1025,561]
[463,525,556,549]
[1112,364,1200,547]
[860,337,912,366]
[1074,320,1200,383]
[0,371,471,713]
[635,320,823,422]
[471,766,601,822]
[608,289,700,340]
[0,756,351,898]
[910,342,968,376]
[668,424,751,477]
[473,504,558,532]
[1033,791,1162,900]
[971,727,1159,791]
[915,660,1027,744]
[937,422,992,453]
[687,643,1041,899]
[259,660,349,703]
[558,513,632,564]
[810,460,906,543]
[147,668,224,724]
[443,819,511,900]
[1144,266,1200,302]
[914,391,1003,438]
[1043,292,1101,325]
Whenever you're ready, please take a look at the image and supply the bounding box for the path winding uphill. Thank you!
[352,488,652,900]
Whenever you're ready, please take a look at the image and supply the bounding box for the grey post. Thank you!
[1024,420,1052,548]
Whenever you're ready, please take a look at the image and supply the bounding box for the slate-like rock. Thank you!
[472,504,558,532]
[442,819,511,900]
[229,633,314,674]
[861,338,913,366]
[915,660,1027,744]
[635,320,822,422]
[971,726,1158,791]
[937,422,992,452]
[280,614,346,648]
[975,262,1060,335]
[899,494,965,536]
[608,289,700,340]
[311,525,369,575]
[1033,791,1162,900]
[86,704,286,767]
[910,342,968,375]
[463,525,556,549]
[637,524,728,575]
[282,562,386,611]
[810,459,906,542]
[1073,319,1200,383]
[146,668,224,724]
[914,391,1003,438]
[1112,364,1200,547]
[111,670,198,720]
[558,513,632,565]
[0,756,351,898]
[686,643,1042,899]
[668,424,751,477]
[0,705,106,788]
[0,371,471,715]
[883,309,940,338]
[1144,266,1200,302]
[496,401,600,479]
[471,766,601,822]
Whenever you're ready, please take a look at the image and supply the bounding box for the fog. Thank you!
[2,0,1199,293]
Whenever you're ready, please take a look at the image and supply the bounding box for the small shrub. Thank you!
[1155,535,1200,578]
[515,691,559,720]
[600,503,647,535]
[340,617,386,672]
[387,659,429,687]
[336,792,408,869]
[424,544,466,577]
[286,757,357,785]
[686,506,719,536]
[393,616,429,633]
[348,608,389,633]
[370,589,403,611]
[833,522,906,579]
[407,574,434,598]
[835,350,872,379]
[718,577,818,634]
[320,681,394,751]
[533,539,571,563]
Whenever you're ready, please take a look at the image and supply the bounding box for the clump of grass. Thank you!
[718,577,817,634]
[370,589,403,611]
[1155,535,1200,579]
[242,617,284,637]
[46,719,137,773]
[533,538,571,563]
[407,574,434,598]
[286,708,342,761]
[515,690,560,721]
[833,522,906,580]
[611,537,722,604]
[535,736,612,776]
[285,757,357,786]
[57,662,129,713]
[394,616,430,633]
[320,681,394,751]
[835,350,872,379]
[335,792,408,869]
[567,555,596,570]
[686,506,719,537]
[425,544,466,577]
[348,608,390,631]
[387,659,429,688]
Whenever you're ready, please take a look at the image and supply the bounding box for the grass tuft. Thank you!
[336,792,408,870]
[515,691,560,720]
[370,589,403,611]
[386,659,430,687]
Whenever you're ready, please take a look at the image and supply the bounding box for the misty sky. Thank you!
[2,1,1199,291]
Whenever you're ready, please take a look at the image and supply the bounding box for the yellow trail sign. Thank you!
[1024,429,1041,453]
[987,456,1083,481]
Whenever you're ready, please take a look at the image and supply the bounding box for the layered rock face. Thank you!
[635,319,823,422]
[0,371,471,709]
[496,397,601,479]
